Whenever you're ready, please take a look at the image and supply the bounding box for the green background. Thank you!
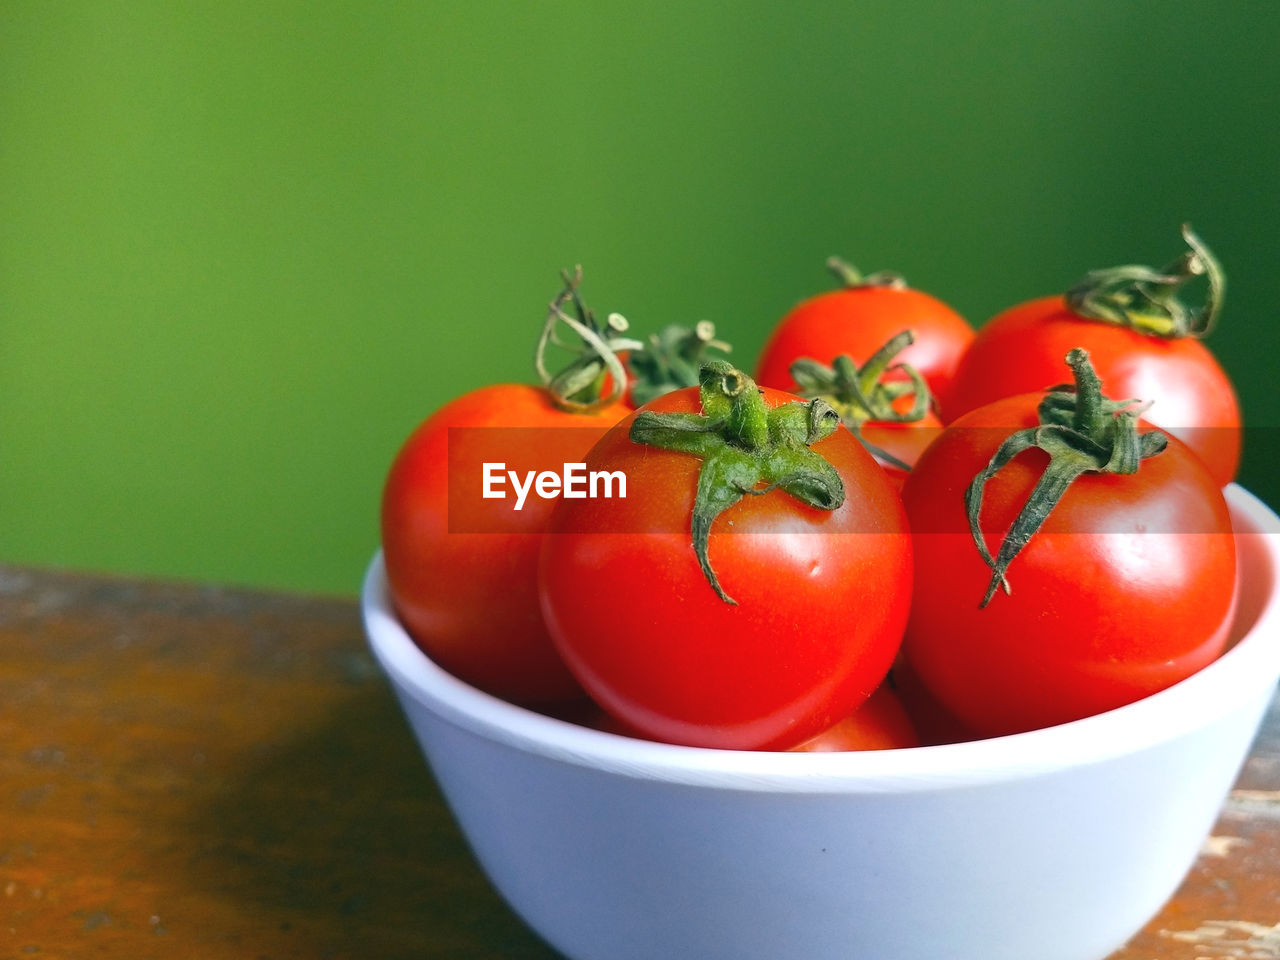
[3,1,1277,597]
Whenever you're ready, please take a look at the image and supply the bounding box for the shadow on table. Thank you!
[178,681,563,960]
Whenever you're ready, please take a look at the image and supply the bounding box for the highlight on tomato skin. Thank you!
[537,372,915,753]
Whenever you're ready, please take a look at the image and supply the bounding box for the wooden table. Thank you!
[2,564,1276,959]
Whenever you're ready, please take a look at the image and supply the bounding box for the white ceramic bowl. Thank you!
[363,484,1280,960]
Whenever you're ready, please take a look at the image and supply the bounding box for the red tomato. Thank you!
[755,264,975,419]
[789,684,920,751]
[901,385,1237,738]
[946,295,1241,486]
[381,384,629,704]
[556,681,920,752]
[538,371,914,751]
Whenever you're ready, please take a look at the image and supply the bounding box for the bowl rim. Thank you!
[362,483,1280,793]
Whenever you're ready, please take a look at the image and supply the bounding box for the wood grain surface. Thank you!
[1,564,1275,959]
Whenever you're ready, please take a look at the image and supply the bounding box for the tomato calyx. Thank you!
[535,266,643,413]
[787,329,932,470]
[825,256,908,291]
[1064,223,1225,339]
[966,348,1169,607]
[627,320,733,407]
[629,360,846,605]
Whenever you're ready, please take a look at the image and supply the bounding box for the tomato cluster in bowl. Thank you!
[380,228,1243,752]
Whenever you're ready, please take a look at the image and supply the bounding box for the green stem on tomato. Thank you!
[788,330,932,471]
[629,360,845,605]
[534,266,643,413]
[825,256,908,291]
[966,348,1168,607]
[627,320,733,407]
[1064,224,1225,339]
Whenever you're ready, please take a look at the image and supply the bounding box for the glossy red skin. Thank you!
[552,682,920,752]
[789,684,920,751]
[862,407,945,490]
[947,295,1241,485]
[755,285,975,419]
[538,386,914,751]
[381,384,629,704]
[901,393,1238,738]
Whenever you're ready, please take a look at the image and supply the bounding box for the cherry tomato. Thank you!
[554,681,920,752]
[382,384,629,703]
[788,684,920,752]
[946,296,1240,486]
[755,261,974,419]
[901,362,1237,738]
[538,364,913,751]
[947,228,1239,486]
[382,269,638,703]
